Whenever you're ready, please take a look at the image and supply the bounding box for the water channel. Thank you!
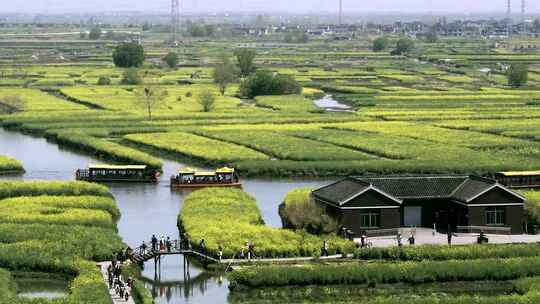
[0,127,330,303]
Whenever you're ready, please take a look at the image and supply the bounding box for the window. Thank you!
[360,210,381,228]
[486,207,505,225]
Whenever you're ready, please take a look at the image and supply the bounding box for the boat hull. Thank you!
[170,182,242,189]
[76,177,158,183]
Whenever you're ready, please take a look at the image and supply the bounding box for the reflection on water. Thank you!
[16,277,69,300]
[0,128,332,304]
[314,94,353,111]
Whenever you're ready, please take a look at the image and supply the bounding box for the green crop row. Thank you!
[196,130,375,162]
[178,188,355,259]
[354,243,540,261]
[228,257,540,289]
[0,181,111,199]
[55,132,163,170]
[124,132,268,165]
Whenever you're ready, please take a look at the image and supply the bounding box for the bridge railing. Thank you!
[130,239,217,262]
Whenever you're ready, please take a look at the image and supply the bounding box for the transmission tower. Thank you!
[521,0,526,35]
[171,0,181,44]
[339,0,343,25]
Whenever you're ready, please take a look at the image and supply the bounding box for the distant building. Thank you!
[312,175,526,237]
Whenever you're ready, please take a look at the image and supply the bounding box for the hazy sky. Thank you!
[2,0,540,14]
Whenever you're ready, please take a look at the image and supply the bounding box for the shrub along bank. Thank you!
[0,181,125,304]
[0,155,23,175]
[228,257,540,289]
[178,188,354,259]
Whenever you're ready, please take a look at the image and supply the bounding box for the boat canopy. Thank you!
[194,172,216,177]
[216,167,235,174]
[498,171,540,177]
[89,165,147,171]
[179,167,197,174]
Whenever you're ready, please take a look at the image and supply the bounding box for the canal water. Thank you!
[0,128,330,303]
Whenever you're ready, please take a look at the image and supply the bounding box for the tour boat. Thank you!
[170,167,242,189]
[76,165,160,183]
[495,170,540,189]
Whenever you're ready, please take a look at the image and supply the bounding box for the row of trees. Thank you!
[373,36,415,55]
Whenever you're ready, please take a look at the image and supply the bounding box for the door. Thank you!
[404,206,422,227]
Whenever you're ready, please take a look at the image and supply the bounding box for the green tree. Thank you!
[507,64,528,88]
[239,70,301,99]
[89,27,102,40]
[197,90,216,112]
[234,48,257,77]
[372,37,389,52]
[533,19,540,33]
[121,68,143,85]
[135,87,168,120]
[213,55,238,95]
[163,52,179,68]
[395,38,415,55]
[113,43,145,68]
[425,31,439,43]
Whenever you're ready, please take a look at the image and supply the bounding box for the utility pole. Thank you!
[171,0,181,44]
[507,0,512,37]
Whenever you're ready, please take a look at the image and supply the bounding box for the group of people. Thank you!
[239,241,256,260]
[396,233,416,247]
[140,235,178,254]
[107,261,132,301]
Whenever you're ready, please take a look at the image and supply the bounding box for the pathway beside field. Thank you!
[97,262,135,304]
[360,228,540,248]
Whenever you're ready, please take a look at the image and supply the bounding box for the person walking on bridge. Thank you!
[151,235,158,252]
[199,239,206,255]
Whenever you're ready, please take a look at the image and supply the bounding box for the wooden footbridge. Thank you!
[130,239,220,270]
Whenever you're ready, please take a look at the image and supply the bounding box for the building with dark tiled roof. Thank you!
[312,176,526,236]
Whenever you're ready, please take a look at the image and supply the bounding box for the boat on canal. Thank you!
[75,165,160,183]
[170,167,242,189]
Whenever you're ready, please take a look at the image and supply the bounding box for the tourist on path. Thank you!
[396,233,403,247]
[447,230,453,245]
[141,241,147,255]
[151,235,158,252]
[218,245,223,262]
[166,237,172,252]
[248,241,255,260]
[199,239,206,255]
[408,234,415,245]
[160,235,165,251]
[322,240,329,256]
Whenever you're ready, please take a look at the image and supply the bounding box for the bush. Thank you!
[97,76,112,85]
[121,68,143,85]
[239,70,302,99]
[113,43,145,68]
[280,188,338,235]
[198,90,216,112]
[163,52,179,68]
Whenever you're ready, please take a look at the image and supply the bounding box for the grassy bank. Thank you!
[0,181,125,304]
[0,155,23,175]
[178,188,355,259]
[228,257,540,289]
